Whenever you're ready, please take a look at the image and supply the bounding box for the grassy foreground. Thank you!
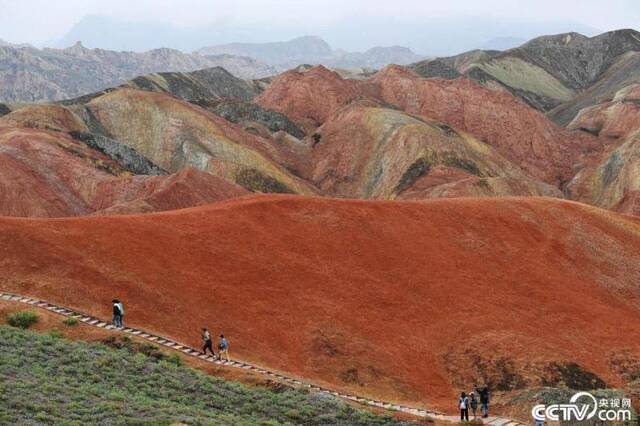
[0,326,409,425]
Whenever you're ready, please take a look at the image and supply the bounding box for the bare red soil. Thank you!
[370,66,605,185]
[0,127,247,217]
[255,66,379,132]
[1,195,639,412]
[616,191,640,216]
[257,65,608,186]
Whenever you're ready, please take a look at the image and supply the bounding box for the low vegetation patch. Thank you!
[0,326,408,425]
[541,362,607,390]
[62,317,78,327]
[6,311,39,329]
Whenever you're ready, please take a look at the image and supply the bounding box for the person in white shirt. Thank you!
[201,328,215,356]
[112,299,123,328]
[459,392,470,422]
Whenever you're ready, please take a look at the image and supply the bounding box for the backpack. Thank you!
[459,397,468,409]
[117,302,124,315]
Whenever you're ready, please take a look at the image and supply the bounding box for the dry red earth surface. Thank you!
[2,195,640,412]
[257,65,608,186]
[0,127,247,217]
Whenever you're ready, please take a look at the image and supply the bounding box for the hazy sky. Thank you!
[0,0,638,50]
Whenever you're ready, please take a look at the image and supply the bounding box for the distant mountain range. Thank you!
[409,29,640,125]
[0,35,423,103]
[197,36,425,70]
[53,14,599,56]
[0,38,31,48]
[0,42,276,102]
[2,27,640,216]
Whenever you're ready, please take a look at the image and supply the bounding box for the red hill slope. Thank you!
[254,65,378,132]
[1,195,640,412]
[257,65,607,186]
[0,127,247,217]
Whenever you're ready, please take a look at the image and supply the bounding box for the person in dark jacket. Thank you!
[112,299,123,328]
[469,391,478,419]
[479,385,490,418]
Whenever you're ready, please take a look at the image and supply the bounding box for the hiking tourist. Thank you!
[112,299,123,328]
[469,391,478,419]
[479,385,490,418]
[201,328,215,356]
[116,300,124,327]
[218,334,230,361]
[459,392,470,422]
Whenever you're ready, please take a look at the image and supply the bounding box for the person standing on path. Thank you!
[116,300,124,327]
[469,391,478,420]
[201,328,215,356]
[112,299,122,328]
[218,334,230,361]
[479,385,490,418]
[459,392,470,422]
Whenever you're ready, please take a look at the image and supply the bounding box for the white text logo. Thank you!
[531,391,632,422]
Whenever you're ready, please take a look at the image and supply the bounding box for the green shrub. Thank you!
[166,353,183,367]
[62,317,78,326]
[7,311,39,329]
[49,329,63,339]
[0,325,409,425]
